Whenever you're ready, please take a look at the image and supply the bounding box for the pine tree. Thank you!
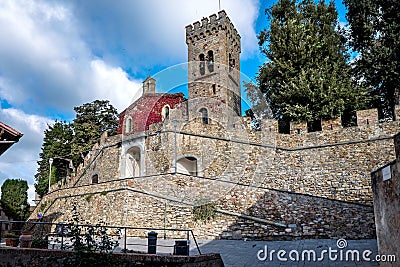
[256,0,368,129]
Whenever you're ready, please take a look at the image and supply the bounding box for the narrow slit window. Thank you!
[207,50,214,72]
[199,54,205,75]
[199,108,209,124]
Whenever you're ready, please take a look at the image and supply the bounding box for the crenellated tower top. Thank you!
[185,10,242,117]
[185,10,241,51]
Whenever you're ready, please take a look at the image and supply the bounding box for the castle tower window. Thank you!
[211,84,216,95]
[91,174,99,184]
[199,54,205,75]
[125,117,133,133]
[229,53,235,71]
[199,108,209,124]
[207,50,214,72]
[162,105,170,121]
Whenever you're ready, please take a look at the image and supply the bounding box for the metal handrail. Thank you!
[0,220,201,255]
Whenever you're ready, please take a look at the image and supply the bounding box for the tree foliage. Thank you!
[256,0,369,126]
[72,100,118,162]
[344,0,400,120]
[35,100,118,197]
[0,179,30,220]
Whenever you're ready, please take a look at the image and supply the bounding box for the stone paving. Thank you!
[118,238,383,267]
[190,239,381,267]
[0,238,387,266]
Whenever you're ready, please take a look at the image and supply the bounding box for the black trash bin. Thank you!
[148,231,158,254]
[174,240,189,255]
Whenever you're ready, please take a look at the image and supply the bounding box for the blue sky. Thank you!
[0,0,348,203]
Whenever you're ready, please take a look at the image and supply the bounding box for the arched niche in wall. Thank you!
[125,146,141,178]
[176,156,198,176]
[91,174,99,184]
[162,105,170,121]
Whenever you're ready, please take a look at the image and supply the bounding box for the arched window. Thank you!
[199,108,208,124]
[176,156,197,176]
[207,50,214,72]
[125,117,133,133]
[162,105,170,121]
[91,174,98,184]
[199,54,205,75]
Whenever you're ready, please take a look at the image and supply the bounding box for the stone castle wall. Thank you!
[371,134,400,266]
[34,108,400,240]
[33,174,374,240]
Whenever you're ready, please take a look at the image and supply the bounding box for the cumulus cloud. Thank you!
[62,0,260,68]
[0,106,53,204]
[0,0,142,114]
[0,0,261,204]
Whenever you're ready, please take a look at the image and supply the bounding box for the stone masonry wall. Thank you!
[371,133,400,266]
[30,174,374,240]
[34,108,400,240]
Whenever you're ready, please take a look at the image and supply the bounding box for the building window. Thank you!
[229,53,235,71]
[125,117,133,133]
[211,84,216,95]
[199,54,205,75]
[207,50,214,72]
[199,108,208,124]
[162,105,170,121]
[91,174,99,184]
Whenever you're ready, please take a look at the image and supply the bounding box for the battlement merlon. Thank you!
[185,10,241,44]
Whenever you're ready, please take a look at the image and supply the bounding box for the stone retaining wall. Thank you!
[33,109,400,241]
[0,247,224,267]
[371,133,400,266]
[32,174,374,240]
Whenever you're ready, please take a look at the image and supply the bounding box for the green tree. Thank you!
[72,100,118,164]
[35,121,74,197]
[344,0,400,120]
[256,0,368,129]
[0,179,30,220]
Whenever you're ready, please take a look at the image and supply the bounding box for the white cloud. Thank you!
[0,106,53,205]
[62,0,260,67]
[0,0,142,114]
[0,0,261,205]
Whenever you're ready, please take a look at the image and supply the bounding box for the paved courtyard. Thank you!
[118,238,381,266]
[0,238,385,266]
[190,239,380,267]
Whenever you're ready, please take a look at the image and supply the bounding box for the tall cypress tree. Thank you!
[344,0,400,120]
[255,0,368,129]
[35,121,73,197]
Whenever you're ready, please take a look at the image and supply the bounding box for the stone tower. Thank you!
[185,10,241,116]
[142,76,156,95]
